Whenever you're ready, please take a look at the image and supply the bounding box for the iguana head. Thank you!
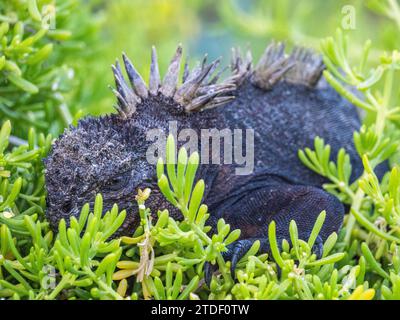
[44,45,238,235]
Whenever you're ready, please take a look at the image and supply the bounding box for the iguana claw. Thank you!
[204,234,324,287]
[204,261,216,288]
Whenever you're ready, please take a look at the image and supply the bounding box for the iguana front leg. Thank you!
[205,184,344,285]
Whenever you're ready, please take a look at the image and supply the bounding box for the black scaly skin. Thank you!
[44,43,368,285]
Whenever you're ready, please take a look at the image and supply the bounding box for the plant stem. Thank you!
[345,182,366,244]
[84,267,122,300]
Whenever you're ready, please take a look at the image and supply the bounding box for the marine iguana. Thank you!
[44,43,366,280]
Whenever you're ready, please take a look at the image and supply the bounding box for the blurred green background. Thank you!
[1,0,399,139]
[81,0,399,115]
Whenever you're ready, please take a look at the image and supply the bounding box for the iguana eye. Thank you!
[104,175,130,191]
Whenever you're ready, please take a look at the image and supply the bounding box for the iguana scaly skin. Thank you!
[44,43,370,281]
